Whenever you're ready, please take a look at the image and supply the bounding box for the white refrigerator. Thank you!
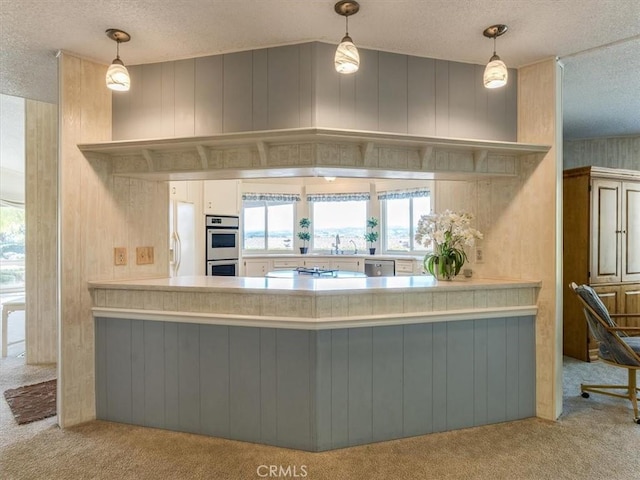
[169,199,196,277]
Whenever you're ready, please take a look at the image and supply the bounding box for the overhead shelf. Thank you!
[78,127,551,181]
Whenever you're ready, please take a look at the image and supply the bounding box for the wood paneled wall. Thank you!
[58,53,169,427]
[439,60,562,421]
[112,42,517,142]
[564,136,640,170]
[516,59,562,420]
[95,316,536,451]
[25,99,58,364]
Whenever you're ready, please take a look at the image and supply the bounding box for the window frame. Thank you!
[381,194,432,254]
[241,198,296,253]
[0,204,26,294]
[309,197,369,254]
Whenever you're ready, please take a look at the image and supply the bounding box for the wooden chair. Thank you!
[569,283,640,423]
[1,296,25,357]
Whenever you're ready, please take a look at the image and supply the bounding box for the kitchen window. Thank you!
[307,193,369,252]
[380,188,431,253]
[242,193,300,252]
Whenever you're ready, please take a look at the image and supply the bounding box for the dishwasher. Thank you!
[364,259,395,277]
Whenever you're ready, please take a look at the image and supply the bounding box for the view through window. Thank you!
[242,188,433,254]
[383,195,431,252]
[311,200,367,252]
[0,205,26,292]
[243,200,295,251]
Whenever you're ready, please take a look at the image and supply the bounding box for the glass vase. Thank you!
[432,255,459,281]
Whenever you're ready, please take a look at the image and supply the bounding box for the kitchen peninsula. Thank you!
[90,274,538,451]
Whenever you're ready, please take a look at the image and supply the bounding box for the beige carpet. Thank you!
[1,356,639,480]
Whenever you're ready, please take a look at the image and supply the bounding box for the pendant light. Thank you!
[483,24,508,89]
[105,29,131,91]
[334,1,360,74]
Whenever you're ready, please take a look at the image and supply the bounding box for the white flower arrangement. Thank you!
[415,210,483,279]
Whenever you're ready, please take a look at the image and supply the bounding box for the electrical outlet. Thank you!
[136,246,154,265]
[475,247,484,264]
[114,247,127,266]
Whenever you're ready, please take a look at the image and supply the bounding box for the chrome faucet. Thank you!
[332,234,341,254]
[349,239,358,254]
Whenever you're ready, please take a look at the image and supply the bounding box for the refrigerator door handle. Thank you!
[170,231,179,275]
[175,231,182,273]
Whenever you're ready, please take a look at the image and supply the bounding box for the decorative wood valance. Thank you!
[78,127,550,182]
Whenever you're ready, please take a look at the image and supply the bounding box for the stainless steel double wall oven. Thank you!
[205,215,239,276]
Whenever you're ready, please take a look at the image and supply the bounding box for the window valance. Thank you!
[377,188,431,200]
[307,192,371,202]
[241,193,301,202]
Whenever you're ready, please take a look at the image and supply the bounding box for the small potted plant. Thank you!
[365,217,379,255]
[297,217,311,254]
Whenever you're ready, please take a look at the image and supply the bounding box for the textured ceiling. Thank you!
[1,0,639,139]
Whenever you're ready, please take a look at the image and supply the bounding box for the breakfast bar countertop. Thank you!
[88,274,540,295]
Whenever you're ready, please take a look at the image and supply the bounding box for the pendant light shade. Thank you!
[335,35,360,74]
[482,24,508,89]
[483,54,508,89]
[106,59,130,91]
[105,29,131,92]
[334,1,360,74]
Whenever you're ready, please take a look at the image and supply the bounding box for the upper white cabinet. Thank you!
[203,180,240,216]
[169,181,202,203]
[169,181,188,201]
[169,180,203,204]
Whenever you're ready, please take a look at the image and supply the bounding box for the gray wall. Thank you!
[564,136,640,170]
[113,42,517,142]
[95,316,536,451]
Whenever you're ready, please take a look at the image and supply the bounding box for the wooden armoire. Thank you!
[563,166,640,361]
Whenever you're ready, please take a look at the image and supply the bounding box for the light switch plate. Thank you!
[114,247,127,266]
[136,246,154,265]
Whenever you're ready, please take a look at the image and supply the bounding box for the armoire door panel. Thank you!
[622,183,640,282]
[590,180,621,283]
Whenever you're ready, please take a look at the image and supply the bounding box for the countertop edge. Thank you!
[92,305,539,330]
[87,276,542,294]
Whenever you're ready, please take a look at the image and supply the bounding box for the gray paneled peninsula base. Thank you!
[89,275,539,452]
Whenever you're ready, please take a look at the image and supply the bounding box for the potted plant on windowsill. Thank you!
[297,217,311,254]
[365,217,379,255]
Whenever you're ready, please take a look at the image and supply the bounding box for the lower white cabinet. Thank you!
[271,259,304,270]
[242,256,414,276]
[330,258,363,272]
[243,259,269,277]
[302,258,331,270]
[395,259,417,276]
